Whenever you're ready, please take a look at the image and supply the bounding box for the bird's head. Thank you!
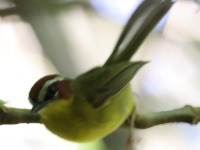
[29,74,73,113]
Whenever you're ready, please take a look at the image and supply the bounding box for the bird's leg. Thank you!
[126,109,137,150]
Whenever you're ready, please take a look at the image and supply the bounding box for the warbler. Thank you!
[29,61,145,142]
[28,0,173,142]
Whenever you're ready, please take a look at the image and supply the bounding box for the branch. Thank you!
[0,105,40,125]
[0,0,91,17]
[1,103,200,129]
[0,7,17,17]
[123,105,200,129]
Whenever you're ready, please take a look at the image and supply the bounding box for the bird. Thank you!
[29,61,145,142]
[28,0,173,142]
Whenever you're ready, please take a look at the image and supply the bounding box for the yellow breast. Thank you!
[39,85,135,142]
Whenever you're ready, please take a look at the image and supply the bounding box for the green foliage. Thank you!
[0,100,6,108]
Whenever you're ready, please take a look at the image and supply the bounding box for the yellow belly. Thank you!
[39,85,135,142]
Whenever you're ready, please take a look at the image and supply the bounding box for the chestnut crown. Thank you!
[29,74,72,106]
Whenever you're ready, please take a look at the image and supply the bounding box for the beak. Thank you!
[31,101,50,113]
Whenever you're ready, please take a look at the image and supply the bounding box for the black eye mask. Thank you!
[44,84,58,101]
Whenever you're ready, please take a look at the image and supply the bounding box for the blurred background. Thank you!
[0,0,200,149]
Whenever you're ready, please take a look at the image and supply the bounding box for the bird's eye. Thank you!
[44,85,58,101]
[48,86,57,94]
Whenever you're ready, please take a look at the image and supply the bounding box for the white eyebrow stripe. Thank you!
[38,76,65,102]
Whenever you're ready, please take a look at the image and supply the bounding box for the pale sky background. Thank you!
[0,0,200,150]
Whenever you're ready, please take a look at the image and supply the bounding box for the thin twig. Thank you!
[123,105,200,129]
[1,104,200,129]
[0,106,40,125]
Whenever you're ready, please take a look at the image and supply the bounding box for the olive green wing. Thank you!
[76,61,147,108]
